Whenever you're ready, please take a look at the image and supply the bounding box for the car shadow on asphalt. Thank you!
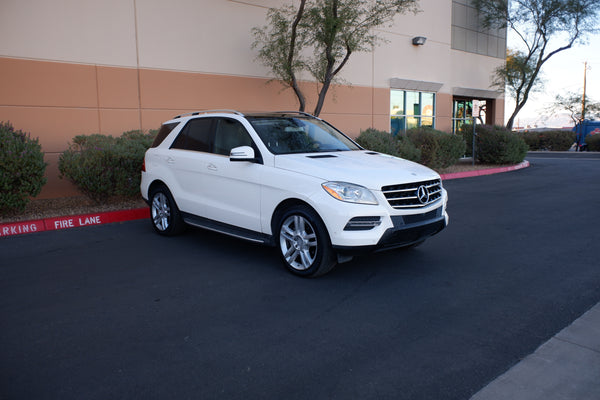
[156,223,438,283]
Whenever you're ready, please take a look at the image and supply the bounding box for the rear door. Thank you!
[167,117,214,217]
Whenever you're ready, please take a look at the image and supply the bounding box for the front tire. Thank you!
[149,185,185,236]
[276,205,336,277]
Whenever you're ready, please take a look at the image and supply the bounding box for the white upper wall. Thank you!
[0,0,504,93]
[135,0,269,77]
[366,0,504,93]
[0,0,137,67]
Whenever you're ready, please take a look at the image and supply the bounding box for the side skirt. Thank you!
[181,212,274,246]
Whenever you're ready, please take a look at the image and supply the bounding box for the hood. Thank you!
[274,150,440,190]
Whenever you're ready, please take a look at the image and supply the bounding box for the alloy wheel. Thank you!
[151,192,171,232]
[279,214,318,271]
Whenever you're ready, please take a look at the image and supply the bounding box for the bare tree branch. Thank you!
[252,0,418,117]
[474,0,600,130]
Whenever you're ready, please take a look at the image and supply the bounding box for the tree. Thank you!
[252,1,310,112]
[473,0,600,130]
[493,48,544,109]
[548,91,600,124]
[252,0,419,117]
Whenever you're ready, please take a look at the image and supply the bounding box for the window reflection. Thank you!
[390,90,436,135]
[406,117,419,130]
[452,99,486,133]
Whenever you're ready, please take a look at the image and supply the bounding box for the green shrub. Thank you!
[473,125,528,164]
[459,122,476,157]
[543,130,575,151]
[407,127,466,169]
[587,134,600,151]
[521,131,541,150]
[0,122,47,215]
[523,130,576,151]
[59,130,155,202]
[437,131,468,168]
[356,128,421,162]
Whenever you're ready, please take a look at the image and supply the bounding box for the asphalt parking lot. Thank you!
[1,154,599,400]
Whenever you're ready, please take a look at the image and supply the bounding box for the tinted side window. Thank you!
[213,118,253,156]
[171,118,213,152]
[151,122,179,148]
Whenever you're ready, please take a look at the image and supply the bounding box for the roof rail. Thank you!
[173,109,244,119]
[269,111,316,118]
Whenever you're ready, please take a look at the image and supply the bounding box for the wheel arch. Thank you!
[147,180,183,212]
[271,198,337,277]
[270,198,330,240]
[147,180,186,235]
[148,180,169,200]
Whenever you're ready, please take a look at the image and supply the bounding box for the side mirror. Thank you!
[230,146,256,162]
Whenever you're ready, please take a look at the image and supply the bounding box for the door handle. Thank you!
[166,157,175,165]
[207,163,218,171]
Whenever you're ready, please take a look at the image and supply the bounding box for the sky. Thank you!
[505,30,600,129]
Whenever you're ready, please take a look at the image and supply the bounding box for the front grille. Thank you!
[390,207,442,227]
[382,179,442,209]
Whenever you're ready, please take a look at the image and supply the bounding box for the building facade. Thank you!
[0,0,505,198]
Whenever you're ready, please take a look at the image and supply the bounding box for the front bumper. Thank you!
[333,209,448,255]
[314,184,448,250]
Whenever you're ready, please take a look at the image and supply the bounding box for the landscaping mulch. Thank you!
[1,196,147,224]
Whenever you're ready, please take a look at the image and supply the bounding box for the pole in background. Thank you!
[472,117,476,166]
[581,61,589,121]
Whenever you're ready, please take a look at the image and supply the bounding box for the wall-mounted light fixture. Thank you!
[412,36,427,46]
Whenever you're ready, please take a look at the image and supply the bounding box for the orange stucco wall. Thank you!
[1,56,504,199]
[2,56,502,199]
[436,93,453,133]
[0,57,395,198]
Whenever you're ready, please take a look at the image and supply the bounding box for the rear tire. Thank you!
[276,205,336,277]
[149,185,185,236]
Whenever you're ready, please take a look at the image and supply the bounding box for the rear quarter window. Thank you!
[170,118,213,152]
[151,122,179,148]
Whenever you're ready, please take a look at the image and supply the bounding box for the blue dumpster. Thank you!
[573,120,600,151]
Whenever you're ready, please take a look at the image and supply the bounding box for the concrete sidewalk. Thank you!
[471,302,600,399]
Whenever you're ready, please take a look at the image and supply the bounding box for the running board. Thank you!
[181,212,274,246]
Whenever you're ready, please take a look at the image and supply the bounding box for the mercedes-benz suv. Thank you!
[141,110,448,277]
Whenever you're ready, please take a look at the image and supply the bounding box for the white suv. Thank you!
[141,110,448,277]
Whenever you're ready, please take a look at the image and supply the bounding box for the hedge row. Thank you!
[0,122,48,216]
[1,126,157,215]
[356,127,466,169]
[587,134,600,151]
[358,127,470,170]
[0,119,570,216]
[407,127,467,169]
[521,130,576,151]
[58,130,156,202]
[358,125,528,168]
[459,124,528,164]
[355,128,421,162]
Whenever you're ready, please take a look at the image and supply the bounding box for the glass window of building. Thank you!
[390,90,436,135]
[452,99,487,133]
[451,0,507,59]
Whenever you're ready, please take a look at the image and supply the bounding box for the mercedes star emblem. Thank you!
[417,185,429,204]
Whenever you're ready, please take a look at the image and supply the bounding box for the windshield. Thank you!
[246,116,361,154]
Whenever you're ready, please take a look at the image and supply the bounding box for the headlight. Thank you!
[322,182,378,205]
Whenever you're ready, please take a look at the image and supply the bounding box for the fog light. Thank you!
[344,216,382,231]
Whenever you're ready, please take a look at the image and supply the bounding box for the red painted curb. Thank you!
[1,160,531,238]
[0,208,149,238]
[440,160,530,180]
